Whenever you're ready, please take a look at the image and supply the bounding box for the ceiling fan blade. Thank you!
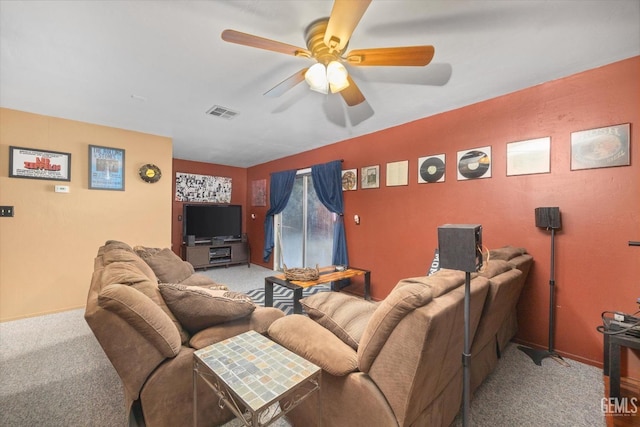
[264,68,309,97]
[340,75,366,106]
[346,46,435,66]
[324,0,372,53]
[221,29,311,57]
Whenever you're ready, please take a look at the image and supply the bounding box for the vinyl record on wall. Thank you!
[418,154,445,183]
[457,146,492,180]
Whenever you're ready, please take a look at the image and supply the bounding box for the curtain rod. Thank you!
[297,159,343,172]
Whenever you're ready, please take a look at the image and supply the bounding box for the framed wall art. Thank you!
[457,146,492,180]
[9,146,71,181]
[507,137,551,176]
[418,154,445,183]
[571,123,630,170]
[361,165,380,189]
[386,160,409,186]
[342,169,357,191]
[251,179,267,206]
[89,145,125,190]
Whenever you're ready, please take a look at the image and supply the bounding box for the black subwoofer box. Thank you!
[437,224,483,273]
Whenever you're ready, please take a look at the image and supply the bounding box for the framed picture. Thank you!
[418,154,445,183]
[9,146,71,181]
[251,179,267,206]
[89,145,125,190]
[342,169,357,191]
[361,165,380,189]
[457,146,492,180]
[507,137,551,176]
[571,123,630,170]
[386,160,409,186]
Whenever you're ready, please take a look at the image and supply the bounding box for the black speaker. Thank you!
[437,224,483,273]
[535,207,561,229]
[186,235,196,246]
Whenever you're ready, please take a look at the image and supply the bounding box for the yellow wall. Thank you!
[0,108,173,321]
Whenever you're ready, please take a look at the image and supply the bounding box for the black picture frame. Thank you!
[9,146,71,181]
[88,145,125,190]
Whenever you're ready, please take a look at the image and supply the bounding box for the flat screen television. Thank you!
[183,204,242,242]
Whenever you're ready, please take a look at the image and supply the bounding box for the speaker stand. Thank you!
[462,272,471,427]
[519,227,566,366]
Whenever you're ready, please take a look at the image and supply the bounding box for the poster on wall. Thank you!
[342,169,357,191]
[251,179,267,206]
[386,161,409,186]
[570,123,630,171]
[506,137,551,176]
[9,146,71,181]
[361,165,380,189]
[89,145,125,190]
[175,172,232,203]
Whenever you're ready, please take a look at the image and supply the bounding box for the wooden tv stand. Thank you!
[183,240,250,269]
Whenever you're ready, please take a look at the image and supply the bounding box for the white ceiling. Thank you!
[1,0,639,168]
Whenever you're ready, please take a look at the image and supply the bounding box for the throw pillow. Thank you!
[301,292,377,350]
[158,283,256,333]
[136,247,194,283]
[427,248,440,276]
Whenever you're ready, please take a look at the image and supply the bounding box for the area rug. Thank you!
[245,285,331,315]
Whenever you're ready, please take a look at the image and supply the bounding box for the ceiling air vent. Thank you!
[206,105,238,120]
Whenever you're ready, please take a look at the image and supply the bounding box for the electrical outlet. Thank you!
[0,206,15,217]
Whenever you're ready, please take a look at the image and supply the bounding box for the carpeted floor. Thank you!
[0,264,607,426]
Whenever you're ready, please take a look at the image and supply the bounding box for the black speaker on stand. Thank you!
[438,224,482,427]
[518,207,564,365]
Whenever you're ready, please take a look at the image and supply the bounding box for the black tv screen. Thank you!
[183,204,242,241]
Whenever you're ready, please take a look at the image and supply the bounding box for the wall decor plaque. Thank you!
[571,123,630,170]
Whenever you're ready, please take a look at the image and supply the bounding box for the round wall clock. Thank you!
[139,164,162,183]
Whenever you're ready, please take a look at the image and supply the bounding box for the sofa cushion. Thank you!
[301,292,377,350]
[268,315,358,376]
[399,269,466,298]
[103,247,158,283]
[135,247,194,283]
[132,280,191,344]
[179,273,223,288]
[358,282,433,372]
[488,246,526,261]
[477,259,513,279]
[98,283,181,358]
[158,283,256,333]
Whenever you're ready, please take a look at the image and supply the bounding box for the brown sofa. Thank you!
[84,240,284,427]
[267,246,532,427]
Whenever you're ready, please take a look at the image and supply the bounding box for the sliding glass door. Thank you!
[275,171,333,270]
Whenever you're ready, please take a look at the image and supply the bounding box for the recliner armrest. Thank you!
[268,315,358,376]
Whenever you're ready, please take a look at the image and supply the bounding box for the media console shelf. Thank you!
[183,240,250,269]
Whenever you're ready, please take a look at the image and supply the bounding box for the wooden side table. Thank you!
[264,266,371,314]
[193,330,321,427]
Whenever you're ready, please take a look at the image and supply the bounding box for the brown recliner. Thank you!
[85,240,284,426]
[268,269,492,427]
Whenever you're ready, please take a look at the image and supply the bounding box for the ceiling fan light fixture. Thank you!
[305,63,328,94]
[327,61,350,93]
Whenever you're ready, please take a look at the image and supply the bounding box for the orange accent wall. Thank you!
[171,159,247,255]
[0,108,173,321]
[247,57,640,372]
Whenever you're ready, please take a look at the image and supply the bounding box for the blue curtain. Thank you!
[263,169,296,262]
[312,160,349,266]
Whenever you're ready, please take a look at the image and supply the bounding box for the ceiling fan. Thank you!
[221,0,435,107]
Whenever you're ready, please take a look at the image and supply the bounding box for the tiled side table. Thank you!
[193,330,321,427]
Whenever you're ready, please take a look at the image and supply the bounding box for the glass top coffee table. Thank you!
[264,266,371,314]
[193,330,321,427]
